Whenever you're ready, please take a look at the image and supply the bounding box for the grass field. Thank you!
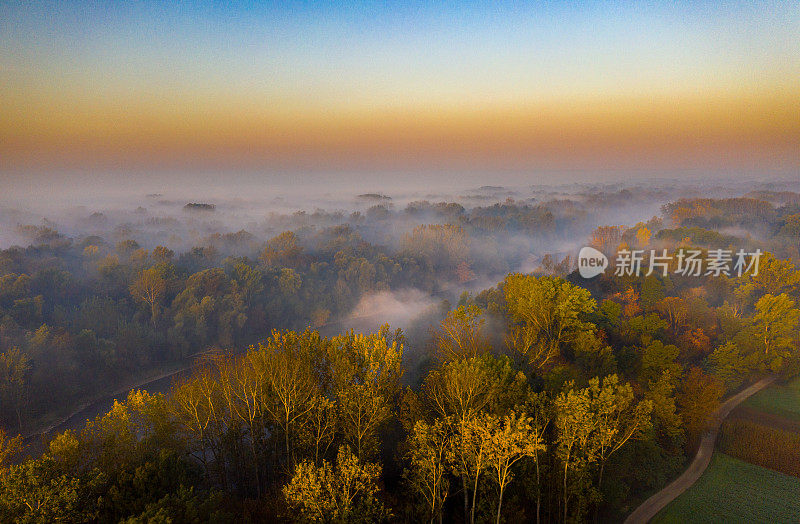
[743,376,800,422]
[652,452,800,524]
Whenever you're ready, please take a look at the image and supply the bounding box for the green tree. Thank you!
[644,371,684,450]
[709,342,746,390]
[169,268,247,354]
[639,340,682,385]
[734,253,800,308]
[0,457,100,523]
[121,486,232,523]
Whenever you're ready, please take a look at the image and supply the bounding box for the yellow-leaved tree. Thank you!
[283,445,388,523]
[472,410,547,524]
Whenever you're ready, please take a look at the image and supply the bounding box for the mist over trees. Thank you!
[0,180,799,522]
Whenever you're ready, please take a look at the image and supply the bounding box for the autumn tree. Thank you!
[433,304,490,361]
[590,225,625,254]
[404,419,451,524]
[79,389,178,475]
[655,297,689,333]
[0,457,96,522]
[635,227,651,248]
[639,340,682,385]
[589,375,652,514]
[423,355,526,522]
[170,364,228,487]
[298,396,337,466]
[328,332,403,460]
[130,267,167,326]
[283,445,388,523]
[151,245,174,264]
[218,352,269,495]
[677,367,724,442]
[169,268,247,354]
[478,411,547,524]
[423,356,524,428]
[644,371,684,450]
[751,293,800,371]
[401,224,469,275]
[503,274,597,370]
[260,231,304,268]
[457,415,491,524]
[0,429,23,474]
[259,330,322,468]
[0,346,30,431]
[555,375,651,523]
[538,254,574,276]
[555,381,596,523]
[735,253,799,307]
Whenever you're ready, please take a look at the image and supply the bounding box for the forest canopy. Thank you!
[0,182,799,522]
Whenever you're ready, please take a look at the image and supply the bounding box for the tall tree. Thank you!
[589,375,652,520]
[458,415,491,524]
[0,347,29,432]
[328,332,403,460]
[259,330,321,468]
[404,419,452,524]
[677,367,723,441]
[170,365,226,486]
[130,267,166,326]
[424,355,525,523]
[478,411,547,524]
[555,382,595,524]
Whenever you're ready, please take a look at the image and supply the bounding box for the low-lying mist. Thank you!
[1,172,798,339]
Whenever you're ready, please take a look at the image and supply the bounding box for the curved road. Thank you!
[19,315,380,449]
[624,376,775,524]
[19,351,216,459]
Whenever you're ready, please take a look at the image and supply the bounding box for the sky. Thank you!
[1,0,798,180]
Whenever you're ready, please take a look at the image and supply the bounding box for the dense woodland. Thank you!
[0,186,799,522]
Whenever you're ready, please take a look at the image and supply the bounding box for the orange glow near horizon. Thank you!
[3,87,798,172]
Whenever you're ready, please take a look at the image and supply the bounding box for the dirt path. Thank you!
[20,350,216,453]
[623,376,776,524]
